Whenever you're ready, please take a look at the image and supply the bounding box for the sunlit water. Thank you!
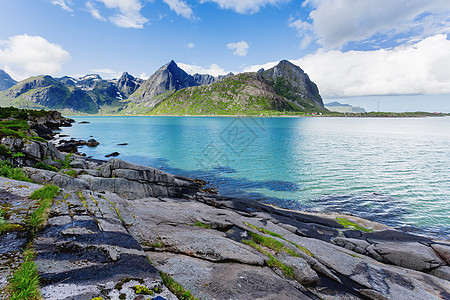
[59,116,450,239]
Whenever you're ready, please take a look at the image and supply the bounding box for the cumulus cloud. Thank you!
[227,41,249,56]
[298,34,450,97]
[86,1,105,20]
[95,0,148,28]
[177,62,228,77]
[163,0,195,20]
[199,0,289,14]
[244,35,450,97]
[0,35,71,81]
[139,72,149,79]
[291,0,450,49]
[51,0,73,12]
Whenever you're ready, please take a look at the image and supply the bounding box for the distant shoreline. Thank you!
[63,112,450,118]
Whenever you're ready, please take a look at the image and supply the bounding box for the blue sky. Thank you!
[1,0,450,111]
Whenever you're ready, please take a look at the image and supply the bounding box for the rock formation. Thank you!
[0,70,17,91]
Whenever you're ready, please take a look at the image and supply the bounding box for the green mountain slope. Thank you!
[145,73,304,115]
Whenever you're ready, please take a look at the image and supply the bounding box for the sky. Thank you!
[0,0,449,111]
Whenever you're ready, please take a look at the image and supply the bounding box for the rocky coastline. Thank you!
[0,109,449,300]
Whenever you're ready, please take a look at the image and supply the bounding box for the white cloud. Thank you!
[139,72,149,79]
[187,42,195,48]
[244,35,450,97]
[0,35,71,81]
[95,0,148,28]
[51,0,73,12]
[199,0,289,14]
[293,34,450,97]
[292,0,450,49]
[86,1,105,20]
[177,62,228,77]
[227,41,249,56]
[163,0,195,20]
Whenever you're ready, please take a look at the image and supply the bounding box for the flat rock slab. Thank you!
[34,189,177,300]
[148,252,312,300]
[282,234,450,300]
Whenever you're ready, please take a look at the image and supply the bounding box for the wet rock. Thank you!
[57,142,78,153]
[78,121,90,124]
[118,143,128,146]
[105,152,120,157]
[86,138,99,147]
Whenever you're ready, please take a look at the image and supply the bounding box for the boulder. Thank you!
[86,139,99,147]
[431,243,450,265]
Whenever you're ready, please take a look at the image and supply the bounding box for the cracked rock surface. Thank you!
[1,155,450,299]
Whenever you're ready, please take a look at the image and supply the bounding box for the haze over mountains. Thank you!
[0,60,325,115]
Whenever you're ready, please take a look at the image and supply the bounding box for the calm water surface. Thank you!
[60,116,450,239]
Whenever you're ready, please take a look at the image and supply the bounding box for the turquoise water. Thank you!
[59,116,450,238]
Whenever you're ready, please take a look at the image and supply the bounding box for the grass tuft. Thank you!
[336,217,373,232]
[193,221,211,229]
[0,160,32,182]
[27,185,59,230]
[8,249,41,300]
[160,271,198,300]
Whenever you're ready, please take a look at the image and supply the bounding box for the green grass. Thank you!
[193,221,211,229]
[336,217,373,232]
[242,239,294,277]
[0,160,32,182]
[244,222,314,257]
[59,153,73,169]
[160,271,198,300]
[27,185,60,230]
[8,249,41,300]
[33,161,58,172]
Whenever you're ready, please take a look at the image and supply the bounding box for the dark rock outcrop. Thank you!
[116,72,143,98]
[192,73,216,85]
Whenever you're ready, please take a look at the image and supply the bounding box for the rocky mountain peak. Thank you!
[117,72,142,98]
[0,70,17,91]
[261,60,325,109]
[129,60,199,106]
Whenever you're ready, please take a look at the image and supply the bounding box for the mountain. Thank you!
[325,101,366,113]
[192,73,216,85]
[116,72,143,99]
[0,75,98,113]
[0,59,326,115]
[0,70,17,91]
[143,72,302,115]
[261,60,325,111]
[129,60,199,107]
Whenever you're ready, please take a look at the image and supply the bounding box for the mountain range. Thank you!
[0,60,326,115]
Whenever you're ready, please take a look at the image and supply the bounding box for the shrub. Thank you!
[33,161,58,172]
[0,160,32,182]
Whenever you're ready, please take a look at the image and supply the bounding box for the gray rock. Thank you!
[333,237,371,254]
[148,252,312,300]
[429,266,450,281]
[431,243,450,265]
[281,233,450,300]
[369,241,444,271]
[277,253,319,284]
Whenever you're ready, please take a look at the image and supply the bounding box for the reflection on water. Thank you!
[60,116,450,239]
